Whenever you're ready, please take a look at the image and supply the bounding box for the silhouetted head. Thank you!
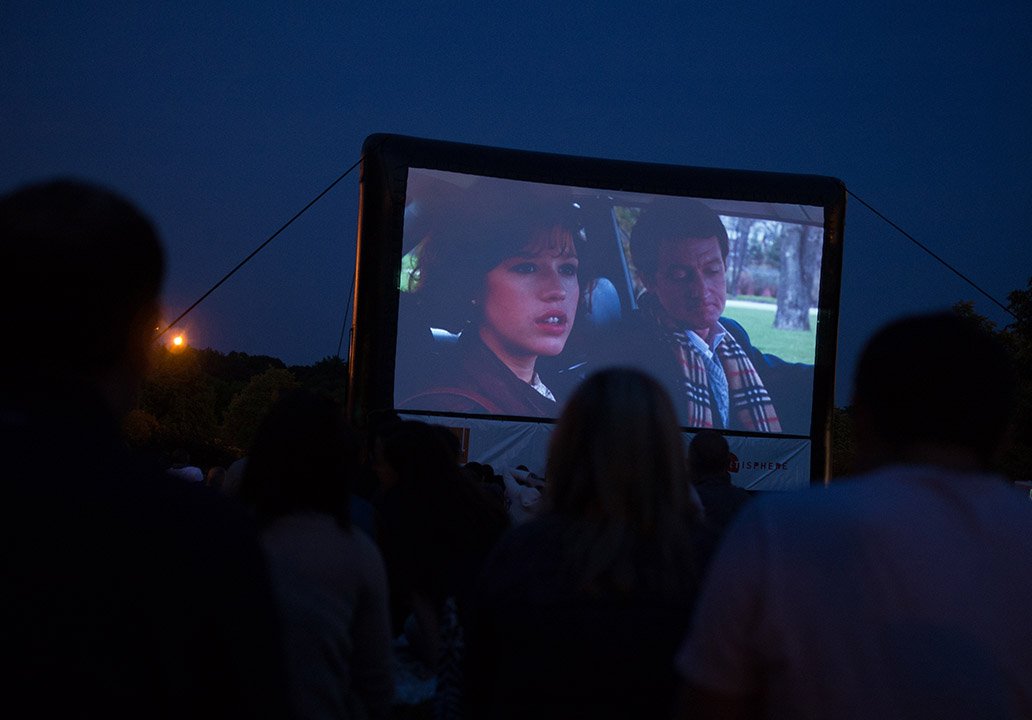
[852,311,1015,470]
[547,367,697,530]
[373,419,509,605]
[372,419,461,492]
[688,429,731,481]
[240,390,358,529]
[0,180,164,407]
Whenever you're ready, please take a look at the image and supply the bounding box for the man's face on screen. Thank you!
[649,236,726,339]
[479,228,579,367]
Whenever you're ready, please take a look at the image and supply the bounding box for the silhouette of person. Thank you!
[372,420,509,716]
[0,180,290,719]
[466,368,710,718]
[676,312,1032,720]
[688,429,752,533]
[239,390,393,720]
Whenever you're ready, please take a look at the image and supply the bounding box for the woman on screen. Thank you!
[399,187,585,417]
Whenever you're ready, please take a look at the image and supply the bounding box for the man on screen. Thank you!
[620,198,812,435]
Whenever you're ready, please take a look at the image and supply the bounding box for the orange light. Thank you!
[172,335,185,347]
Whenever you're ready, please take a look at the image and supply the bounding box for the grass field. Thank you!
[725,300,818,364]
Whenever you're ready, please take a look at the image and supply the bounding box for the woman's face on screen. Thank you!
[478,226,579,372]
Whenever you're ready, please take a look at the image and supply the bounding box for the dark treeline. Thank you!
[953,281,1032,481]
[123,346,347,470]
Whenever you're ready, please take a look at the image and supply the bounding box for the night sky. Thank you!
[3,2,1030,405]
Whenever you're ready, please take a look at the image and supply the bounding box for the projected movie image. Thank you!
[395,169,823,436]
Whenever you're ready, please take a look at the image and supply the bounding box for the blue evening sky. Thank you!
[3,2,1030,404]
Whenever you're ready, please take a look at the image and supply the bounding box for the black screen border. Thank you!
[349,133,846,482]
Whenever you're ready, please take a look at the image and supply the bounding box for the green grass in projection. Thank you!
[725,300,818,364]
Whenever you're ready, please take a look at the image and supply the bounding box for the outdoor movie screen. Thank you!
[393,168,826,437]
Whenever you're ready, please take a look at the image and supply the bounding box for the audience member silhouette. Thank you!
[677,312,1032,720]
[372,420,509,717]
[465,368,710,719]
[0,179,290,719]
[688,429,752,533]
[239,389,393,720]
[460,461,508,516]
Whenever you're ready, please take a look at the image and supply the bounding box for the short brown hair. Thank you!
[412,180,585,332]
[630,197,729,282]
